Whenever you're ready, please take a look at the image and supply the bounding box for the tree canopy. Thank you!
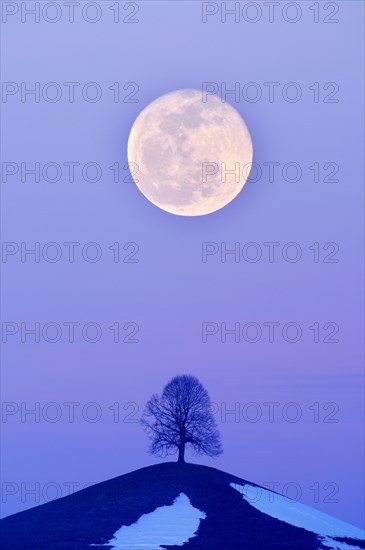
[141,374,222,463]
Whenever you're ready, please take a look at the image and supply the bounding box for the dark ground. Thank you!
[0,462,364,550]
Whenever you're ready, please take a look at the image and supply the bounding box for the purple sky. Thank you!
[1,0,364,529]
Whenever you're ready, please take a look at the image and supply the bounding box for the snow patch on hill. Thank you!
[98,492,206,549]
[230,482,364,550]
[321,537,364,550]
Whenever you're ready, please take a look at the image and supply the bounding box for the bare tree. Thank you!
[141,374,222,463]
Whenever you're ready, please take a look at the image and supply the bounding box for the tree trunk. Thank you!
[177,443,185,463]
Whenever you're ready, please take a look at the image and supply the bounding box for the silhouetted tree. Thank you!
[141,374,222,463]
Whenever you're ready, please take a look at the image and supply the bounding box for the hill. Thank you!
[0,462,364,550]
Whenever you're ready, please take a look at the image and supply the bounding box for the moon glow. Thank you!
[127,89,253,216]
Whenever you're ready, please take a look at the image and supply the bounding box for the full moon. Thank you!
[127,89,253,216]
